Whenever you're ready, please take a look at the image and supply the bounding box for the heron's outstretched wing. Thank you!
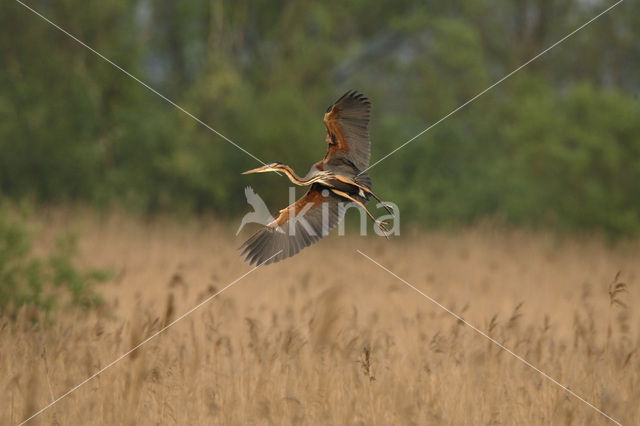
[240,184,345,265]
[322,90,371,172]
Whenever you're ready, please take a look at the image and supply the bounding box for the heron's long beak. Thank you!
[242,165,271,175]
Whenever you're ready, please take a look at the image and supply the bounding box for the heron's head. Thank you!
[242,162,286,175]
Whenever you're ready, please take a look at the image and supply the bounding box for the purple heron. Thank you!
[240,90,392,265]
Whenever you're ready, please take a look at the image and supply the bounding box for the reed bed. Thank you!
[2,211,639,425]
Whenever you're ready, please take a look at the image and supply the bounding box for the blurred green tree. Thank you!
[1,0,639,236]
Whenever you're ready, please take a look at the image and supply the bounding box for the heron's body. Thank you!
[240,90,391,265]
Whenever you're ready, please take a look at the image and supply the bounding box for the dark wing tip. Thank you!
[239,227,286,266]
[350,90,371,104]
[330,90,371,110]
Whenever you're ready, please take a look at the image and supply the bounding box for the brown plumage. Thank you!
[239,90,391,265]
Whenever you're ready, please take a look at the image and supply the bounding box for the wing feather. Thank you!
[239,185,345,265]
[322,90,371,172]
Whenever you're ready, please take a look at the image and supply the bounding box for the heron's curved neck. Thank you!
[277,165,313,186]
[279,164,324,186]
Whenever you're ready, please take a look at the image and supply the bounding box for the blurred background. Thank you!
[2,0,639,235]
[3,2,640,423]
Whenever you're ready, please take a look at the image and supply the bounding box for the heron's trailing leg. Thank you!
[332,175,395,217]
[330,189,391,238]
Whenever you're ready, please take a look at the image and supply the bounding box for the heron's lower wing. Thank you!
[239,184,345,265]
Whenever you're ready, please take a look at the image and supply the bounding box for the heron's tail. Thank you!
[355,174,372,191]
[354,174,372,203]
[355,174,394,217]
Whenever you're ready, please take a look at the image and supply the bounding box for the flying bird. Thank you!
[235,186,276,235]
[240,90,392,265]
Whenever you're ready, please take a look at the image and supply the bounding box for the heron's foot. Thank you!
[375,219,391,239]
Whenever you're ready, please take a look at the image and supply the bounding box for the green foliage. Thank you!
[0,207,110,315]
[1,0,639,236]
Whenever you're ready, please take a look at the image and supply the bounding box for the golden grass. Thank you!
[2,211,639,425]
